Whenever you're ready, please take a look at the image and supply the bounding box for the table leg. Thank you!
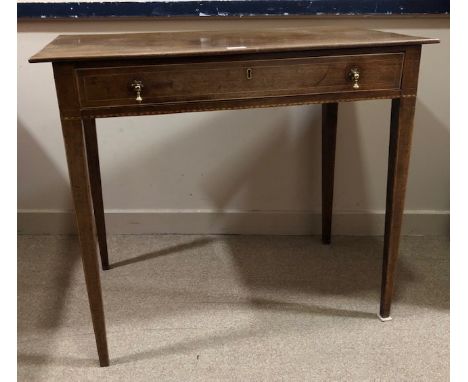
[61,118,110,367]
[380,97,417,319]
[322,103,338,244]
[83,118,110,270]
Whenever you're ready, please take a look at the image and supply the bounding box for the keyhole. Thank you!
[246,68,253,80]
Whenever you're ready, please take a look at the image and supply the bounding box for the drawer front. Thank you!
[76,53,404,108]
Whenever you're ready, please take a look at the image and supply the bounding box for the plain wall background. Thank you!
[17,17,449,235]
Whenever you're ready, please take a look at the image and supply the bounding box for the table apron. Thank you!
[74,90,408,120]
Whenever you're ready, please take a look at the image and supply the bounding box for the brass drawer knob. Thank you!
[131,80,144,103]
[349,68,360,89]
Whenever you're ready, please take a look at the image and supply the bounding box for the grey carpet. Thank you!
[18,235,449,381]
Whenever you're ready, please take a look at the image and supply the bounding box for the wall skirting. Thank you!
[17,209,449,236]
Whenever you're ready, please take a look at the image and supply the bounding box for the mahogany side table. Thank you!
[29,28,438,366]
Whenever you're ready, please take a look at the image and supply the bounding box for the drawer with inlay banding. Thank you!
[75,53,404,108]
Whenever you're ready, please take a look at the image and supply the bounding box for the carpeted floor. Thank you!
[18,235,449,381]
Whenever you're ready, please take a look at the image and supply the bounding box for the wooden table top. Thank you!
[29,27,438,63]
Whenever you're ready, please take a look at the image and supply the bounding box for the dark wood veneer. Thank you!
[76,53,403,108]
[29,28,438,367]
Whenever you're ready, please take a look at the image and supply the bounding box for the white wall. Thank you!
[17,17,449,235]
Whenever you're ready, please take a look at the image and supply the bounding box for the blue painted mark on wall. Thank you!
[17,1,450,19]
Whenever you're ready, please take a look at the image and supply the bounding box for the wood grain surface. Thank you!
[30,29,435,366]
[29,28,438,63]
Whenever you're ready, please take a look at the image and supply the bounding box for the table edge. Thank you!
[28,39,439,63]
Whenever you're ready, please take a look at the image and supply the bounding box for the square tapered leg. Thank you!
[61,118,110,367]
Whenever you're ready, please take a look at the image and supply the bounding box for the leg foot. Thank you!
[377,314,393,322]
[99,357,110,367]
